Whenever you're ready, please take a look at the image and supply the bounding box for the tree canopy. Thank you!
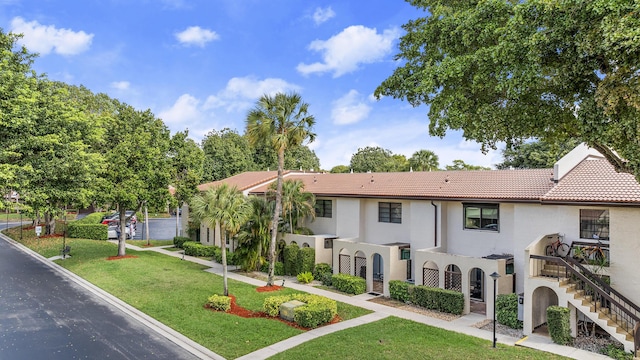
[496,139,580,169]
[349,146,395,173]
[409,149,439,171]
[375,0,640,180]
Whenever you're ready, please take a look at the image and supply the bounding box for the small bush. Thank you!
[313,263,333,286]
[263,293,337,328]
[547,306,572,345]
[297,271,314,284]
[602,344,634,360]
[294,304,332,328]
[212,247,238,265]
[206,294,231,312]
[173,236,191,248]
[183,241,217,257]
[67,212,108,240]
[496,294,523,329]
[331,274,366,295]
[389,280,411,303]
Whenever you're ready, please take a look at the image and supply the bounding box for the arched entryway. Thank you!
[422,261,439,287]
[532,286,559,334]
[444,264,462,292]
[372,253,384,294]
[355,251,367,279]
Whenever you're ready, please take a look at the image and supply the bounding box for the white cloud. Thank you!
[331,90,371,125]
[10,17,93,56]
[158,94,203,125]
[204,76,301,112]
[110,81,130,90]
[297,25,400,77]
[175,26,219,47]
[312,7,335,25]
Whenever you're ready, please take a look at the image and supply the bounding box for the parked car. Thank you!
[102,211,137,228]
[107,222,136,239]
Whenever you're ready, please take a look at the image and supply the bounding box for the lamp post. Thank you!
[490,272,501,348]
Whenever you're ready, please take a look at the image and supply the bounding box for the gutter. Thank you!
[431,201,438,247]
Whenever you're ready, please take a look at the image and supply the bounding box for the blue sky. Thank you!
[1,0,502,170]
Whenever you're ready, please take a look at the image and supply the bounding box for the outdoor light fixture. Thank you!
[490,272,501,348]
[282,279,285,287]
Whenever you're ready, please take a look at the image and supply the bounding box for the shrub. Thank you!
[212,247,238,265]
[283,244,300,275]
[173,236,191,248]
[547,306,572,345]
[183,241,217,257]
[602,344,634,360]
[297,271,314,284]
[331,274,366,295]
[260,261,285,276]
[67,212,108,240]
[389,280,412,303]
[496,294,523,329]
[313,263,333,286]
[263,293,337,328]
[296,247,315,275]
[206,294,231,312]
[410,286,464,314]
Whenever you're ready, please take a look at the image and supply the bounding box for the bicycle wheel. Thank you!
[545,245,554,256]
[593,249,605,264]
[556,243,570,257]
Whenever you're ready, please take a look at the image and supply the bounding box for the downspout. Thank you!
[431,201,438,247]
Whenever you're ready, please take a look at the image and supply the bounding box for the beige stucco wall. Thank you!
[282,233,333,265]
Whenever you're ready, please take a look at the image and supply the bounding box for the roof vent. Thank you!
[370,176,374,183]
[313,176,317,183]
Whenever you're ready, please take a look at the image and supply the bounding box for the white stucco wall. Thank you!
[360,199,411,245]
[608,207,640,304]
[335,198,361,238]
[306,197,337,235]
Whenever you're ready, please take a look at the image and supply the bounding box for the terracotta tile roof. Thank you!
[197,171,282,192]
[542,159,640,204]
[249,169,555,201]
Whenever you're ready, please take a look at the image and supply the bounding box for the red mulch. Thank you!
[204,293,341,330]
[256,285,283,292]
[106,255,139,260]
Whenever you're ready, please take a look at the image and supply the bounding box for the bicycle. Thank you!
[573,240,606,265]
[545,235,570,257]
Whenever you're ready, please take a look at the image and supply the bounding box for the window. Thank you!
[379,202,402,223]
[315,199,332,218]
[464,203,499,231]
[206,228,210,242]
[580,209,609,240]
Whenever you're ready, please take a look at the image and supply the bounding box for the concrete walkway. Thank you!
[122,243,611,360]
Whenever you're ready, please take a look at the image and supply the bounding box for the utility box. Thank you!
[517,293,524,321]
[280,300,306,322]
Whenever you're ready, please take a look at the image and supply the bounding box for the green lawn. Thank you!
[270,316,568,360]
[125,239,174,247]
[3,228,371,359]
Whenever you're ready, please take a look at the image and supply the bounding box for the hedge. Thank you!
[547,306,572,345]
[313,263,333,286]
[411,286,464,315]
[213,247,238,265]
[496,294,523,329]
[173,236,191,248]
[389,280,412,303]
[283,244,299,275]
[182,241,217,257]
[263,293,337,328]
[260,261,285,276]
[331,273,366,295]
[296,247,315,275]
[67,212,108,240]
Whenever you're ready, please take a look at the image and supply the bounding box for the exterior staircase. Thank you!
[535,258,639,354]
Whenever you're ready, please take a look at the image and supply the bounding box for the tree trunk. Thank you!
[44,211,56,235]
[117,206,126,256]
[175,205,180,237]
[145,205,149,245]
[221,229,228,296]
[267,148,285,286]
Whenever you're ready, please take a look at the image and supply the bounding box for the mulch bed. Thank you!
[106,255,139,260]
[204,288,341,330]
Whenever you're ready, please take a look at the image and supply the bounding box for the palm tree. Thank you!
[245,92,316,286]
[236,196,273,271]
[409,149,440,171]
[269,179,315,233]
[190,184,249,296]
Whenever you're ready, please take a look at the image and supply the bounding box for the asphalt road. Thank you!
[0,222,198,360]
[132,216,182,241]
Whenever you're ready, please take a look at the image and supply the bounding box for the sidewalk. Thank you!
[128,242,611,360]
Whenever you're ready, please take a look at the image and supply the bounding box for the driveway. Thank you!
[0,222,200,360]
[133,216,182,241]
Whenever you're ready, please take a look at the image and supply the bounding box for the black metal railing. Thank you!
[531,254,639,354]
[569,240,610,267]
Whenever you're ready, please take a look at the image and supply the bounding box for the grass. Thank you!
[125,239,174,247]
[0,212,33,221]
[4,227,371,359]
[270,316,568,360]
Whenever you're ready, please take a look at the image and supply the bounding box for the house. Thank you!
[188,145,639,352]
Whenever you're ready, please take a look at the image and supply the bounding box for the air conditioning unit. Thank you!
[324,238,333,249]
